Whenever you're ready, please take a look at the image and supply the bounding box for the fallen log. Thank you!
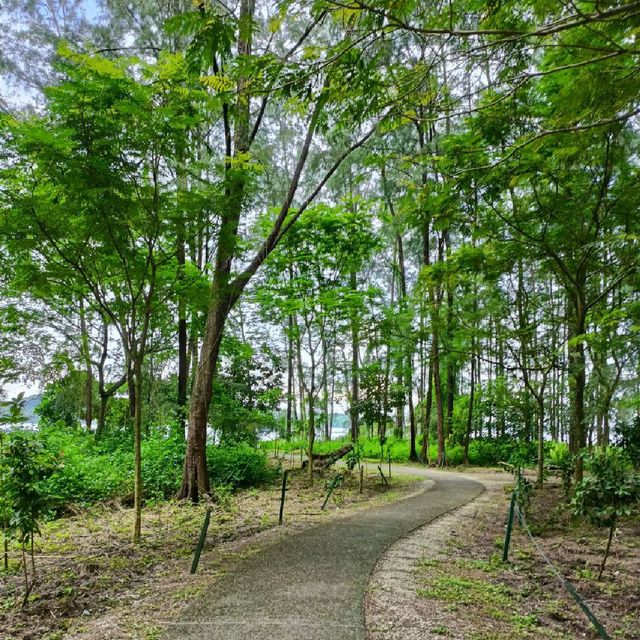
[302,443,354,470]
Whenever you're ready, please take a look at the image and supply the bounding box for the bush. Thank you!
[39,422,130,507]
[0,428,59,595]
[207,444,275,489]
[39,423,188,507]
[141,433,185,501]
[571,448,640,578]
[617,417,640,469]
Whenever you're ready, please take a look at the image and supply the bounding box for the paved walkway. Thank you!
[162,469,483,640]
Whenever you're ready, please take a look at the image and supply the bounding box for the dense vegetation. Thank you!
[1,0,640,545]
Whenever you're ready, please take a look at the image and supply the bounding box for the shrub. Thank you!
[207,444,275,489]
[617,417,640,469]
[571,448,640,579]
[39,422,130,507]
[140,433,185,501]
[40,423,186,506]
[548,441,574,496]
[1,428,58,596]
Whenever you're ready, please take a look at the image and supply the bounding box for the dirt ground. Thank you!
[366,471,640,640]
[1,460,422,640]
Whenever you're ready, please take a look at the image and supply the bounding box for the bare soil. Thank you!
[366,472,640,640]
[1,460,422,640]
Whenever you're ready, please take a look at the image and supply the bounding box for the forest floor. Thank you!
[0,459,424,640]
[366,471,640,640]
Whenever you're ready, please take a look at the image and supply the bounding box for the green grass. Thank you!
[417,575,512,606]
[260,434,541,467]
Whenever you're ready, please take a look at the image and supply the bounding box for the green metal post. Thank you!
[279,470,288,525]
[190,509,211,574]
[502,490,517,562]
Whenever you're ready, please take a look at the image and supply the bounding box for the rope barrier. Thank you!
[515,504,611,640]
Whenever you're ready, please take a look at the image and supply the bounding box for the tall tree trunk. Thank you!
[322,332,329,439]
[79,299,93,431]
[307,391,315,483]
[180,306,226,500]
[463,348,476,465]
[537,391,545,487]
[127,358,136,421]
[329,340,336,439]
[307,349,317,484]
[176,138,189,441]
[286,314,294,440]
[420,356,434,464]
[296,329,306,423]
[408,355,418,461]
[568,284,587,484]
[94,319,127,440]
[132,358,144,542]
[177,240,188,439]
[444,275,455,441]
[179,0,254,500]
[433,335,445,466]
[395,366,404,438]
[178,0,373,499]
[432,234,446,466]
[350,270,359,442]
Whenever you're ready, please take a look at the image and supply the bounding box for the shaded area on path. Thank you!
[162,470,483,640]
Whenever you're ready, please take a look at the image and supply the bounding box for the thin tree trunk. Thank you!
[286,314,294,440]
[132,359,144,542]
[408,356,418,461]
[350,270,359,441]
[420,355,434,464]
[322,332,329,439]
[296,328,306,423]
[568,285,587,484]
[463,348,476,465]
[433,332,445,466]
[79,299,93,431]
[537,393,545,487]
[598,520,616,580]
[445,284,455,441]
[307,348,317,484]
[176,140,189,440]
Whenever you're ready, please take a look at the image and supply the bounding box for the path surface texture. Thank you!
[162,469,483,640]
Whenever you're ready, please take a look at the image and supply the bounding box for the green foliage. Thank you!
[355,361,389,435]
[36,373,87,428]
[345,443,363,471]
[617,417,640,469]
[21,423,271,511]
[210,337,283,446]
[0,430,58,547]
[141,433,186,502]
[440,438,538,468]
[1,394,57,571]
[548,441,574,497]
[206,444,275,489]
[265,434,542,468]
[39,422,130,507]
[571,448,640,528]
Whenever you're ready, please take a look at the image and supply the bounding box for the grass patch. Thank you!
[417,575,513,606]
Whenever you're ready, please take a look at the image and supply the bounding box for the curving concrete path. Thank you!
[162,469,483,640]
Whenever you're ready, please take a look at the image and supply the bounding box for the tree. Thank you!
[178,1,390,499]
[257,201,378,481]
[1,49,204,539]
